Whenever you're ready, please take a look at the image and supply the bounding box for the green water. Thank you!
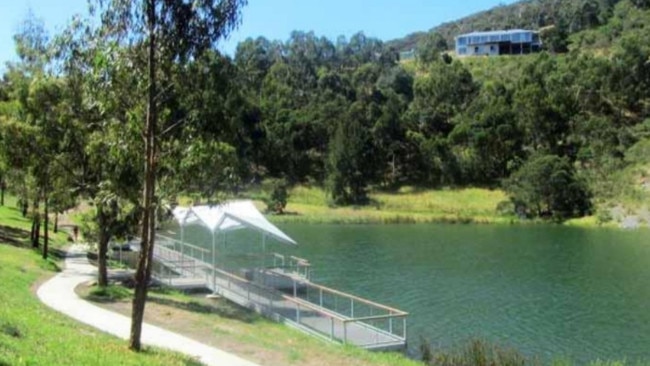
[169,223,650,363]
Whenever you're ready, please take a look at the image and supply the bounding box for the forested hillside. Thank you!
[1,0,650,227]
[389,0,648,53]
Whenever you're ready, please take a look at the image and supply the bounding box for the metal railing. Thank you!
[155,235,211,278]
[267,252,311,280]
[150,233,408,350]
[293,280,408,346]
[205,265,407,348]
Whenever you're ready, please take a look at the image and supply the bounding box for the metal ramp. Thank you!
[152,235,408,351]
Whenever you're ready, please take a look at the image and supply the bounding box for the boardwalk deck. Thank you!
[151,239,407,351]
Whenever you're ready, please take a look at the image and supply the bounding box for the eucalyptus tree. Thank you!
[90,0,247,350]
[2,14,69,257]
[25,75,67,258]
[50,13,148,285]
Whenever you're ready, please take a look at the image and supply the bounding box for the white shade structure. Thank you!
[171,200,296,245]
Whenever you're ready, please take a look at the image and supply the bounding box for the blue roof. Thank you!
[456,29,536,39]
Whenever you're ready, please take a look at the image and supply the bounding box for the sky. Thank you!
[0,0,518,68]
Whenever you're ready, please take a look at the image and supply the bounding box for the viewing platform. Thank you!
[150,233,408,351]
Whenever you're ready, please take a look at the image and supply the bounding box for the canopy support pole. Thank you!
[212,232,216,293]
[262,233,267,271]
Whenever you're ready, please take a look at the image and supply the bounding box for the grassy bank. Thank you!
[78,284,420,366]
[247,184,646,229]
[0,200,201,365]
[250,185,517,225]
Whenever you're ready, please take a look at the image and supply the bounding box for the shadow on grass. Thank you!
[0,225,62,272]
[147,295,260,324]
[139,348,204,366]
[0,225,30,247]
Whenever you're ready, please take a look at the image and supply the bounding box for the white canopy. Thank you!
[172,200,297,245]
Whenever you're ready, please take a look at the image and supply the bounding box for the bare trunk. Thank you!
[22,199,28,217]
[97,206,110,287]
[32,219,40,248]
[0,178,5,206]
[54,213,58,233]
[31,201,40,248]
[130,0,157,351]
[43,192,49,260]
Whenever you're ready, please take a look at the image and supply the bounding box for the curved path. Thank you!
[37,245,258,366]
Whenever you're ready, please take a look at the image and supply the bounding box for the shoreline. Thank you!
[262,203,645,231]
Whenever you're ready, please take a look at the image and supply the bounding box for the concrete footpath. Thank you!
[37,244,258,366]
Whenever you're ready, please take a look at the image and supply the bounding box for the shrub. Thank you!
[504,154,592,221]
[264,178,289,214]
[421,339,531,366]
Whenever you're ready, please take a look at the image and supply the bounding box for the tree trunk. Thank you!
[54,212,58,233]
[22,199,28,217]
[130,0,157,352]
[32,217,40,248]
[30,219,36,243]
[97,207,110,287]
[0,177,5,206]
[43,192,49,260]
[31,201,40,248]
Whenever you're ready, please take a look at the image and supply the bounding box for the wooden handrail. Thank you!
[209,266,350,322]
[303,282,408,315]
[343,313,408,323]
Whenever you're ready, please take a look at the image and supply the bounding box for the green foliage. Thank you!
[389,0,628,53]
[421,339,529,366]
[264,178,289,214]
[5,0,650,235]
[327,104,373,206]
[504,154,592,221]
[415,31,448,64]
[87,284,132,302]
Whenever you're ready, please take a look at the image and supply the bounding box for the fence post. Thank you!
[296,302,301,323]
[330,317,334,340]
[403,317,407,339]
[319,288,323,308]
[351,298,354,318]
[343,321,347,344]
[389,312,393,334]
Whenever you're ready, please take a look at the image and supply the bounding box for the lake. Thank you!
[171,222,650,363]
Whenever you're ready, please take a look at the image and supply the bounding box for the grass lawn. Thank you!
[253,185,516,225]
[0,199,202,366]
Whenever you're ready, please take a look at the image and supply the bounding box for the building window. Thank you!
[474,46,479,53]
[490,45,495,52]
[458,47,467,55]
[457,37,466,45]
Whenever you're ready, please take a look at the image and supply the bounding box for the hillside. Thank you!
[0,199,198,365]
[388,0,630,53]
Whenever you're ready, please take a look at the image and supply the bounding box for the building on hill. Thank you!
[455,29,541,56]
[399,49,416,61]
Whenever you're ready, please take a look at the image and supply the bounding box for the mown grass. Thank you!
[0,199,202,366]
[254,185,516,225]
[0,195,71,248]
